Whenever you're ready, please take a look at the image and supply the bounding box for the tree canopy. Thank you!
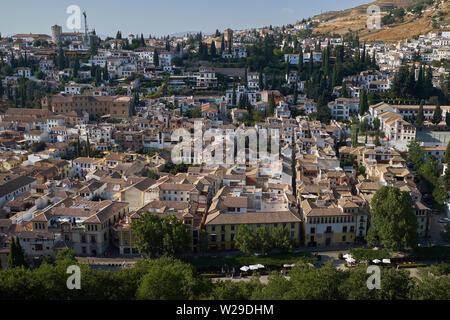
[369,186,419,251]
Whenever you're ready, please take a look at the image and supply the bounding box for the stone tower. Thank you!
[51,25,62,44]
[224,28,233,52]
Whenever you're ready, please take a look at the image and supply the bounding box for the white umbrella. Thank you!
[283,264,295,268]
[346,257,356,263]
[249,265,259,270]
[343,254,352,259]
[372,259,381,264]
[382,259,391,264]
[256,264,265,269]
[240,266,249,272]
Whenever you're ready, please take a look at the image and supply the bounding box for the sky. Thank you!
[0,0,369,38]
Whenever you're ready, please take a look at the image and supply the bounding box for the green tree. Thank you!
[136,257,199,300]
[416,101,424,126]
[7,237,27,269]
[131,213,190,258]
[409,274,450,300]
[131,213,164,258]
[407,139,424,170]
[153,49,159,66]
[198,229,209,255]
[431,101,442,125]
[444,141,450,165]
[234,225,256,254]
[209,41,216,58]
[73,55,80,78]
[255,227,272,255]
[271,226,293,253]
[287,261,345,300]
[359,89,368,116]
[341,81,348,98]
[370,186,419,251]
[160,215,191,257]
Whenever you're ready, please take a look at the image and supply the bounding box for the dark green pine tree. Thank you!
[308,56,313,78]
[95,68,101,86]
[406,65,416,97]
[231,86,237,105]
[416,65,424,98]
[220,35,225,52]
[424,66,433,98]
[416,100,424,126]
[153,49,159,66]
[76,136,81,157]
[103,63,109,81]
[141,34,145,47]
[431,101,442,125]
[7,237,27,269]
[359,89,368,116]
[73,55,80,78]
[58,47,65,70]
[298,48,304,78]
[238,94,245,109]
[362,43,367,64]
[85,136,91,158]
[341,81,348,98]
[210,41,216,58]
[268,93,276,117]
[258,72,264,90]
[293,81,298,104]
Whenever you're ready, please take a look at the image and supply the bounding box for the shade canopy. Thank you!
[372,259,381,263]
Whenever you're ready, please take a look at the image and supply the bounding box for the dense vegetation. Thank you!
[1,250,449,300]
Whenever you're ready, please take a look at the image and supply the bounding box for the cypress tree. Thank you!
[341,81,348,98]
[232,87,237,105]
[359,90,368,116]
[444,141,450,165]
[153,49,159,66]
[103,63,109,81]
[269,93,276,117]
[431,101,442,125]
[73,55,80,78]
[86,136,91,157]
[7,237,27,268]
[298,48,303,74]
[416,101,424,126]
[293,82,298,104]
[258,72,264,90]
[210,41,216,58]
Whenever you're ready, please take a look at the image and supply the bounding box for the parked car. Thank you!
[438,218,450,223]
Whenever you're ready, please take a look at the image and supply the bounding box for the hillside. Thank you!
[310,0,449,41]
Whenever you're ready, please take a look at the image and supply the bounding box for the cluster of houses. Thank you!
[0,107,434,267]
[0,24,448,268]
